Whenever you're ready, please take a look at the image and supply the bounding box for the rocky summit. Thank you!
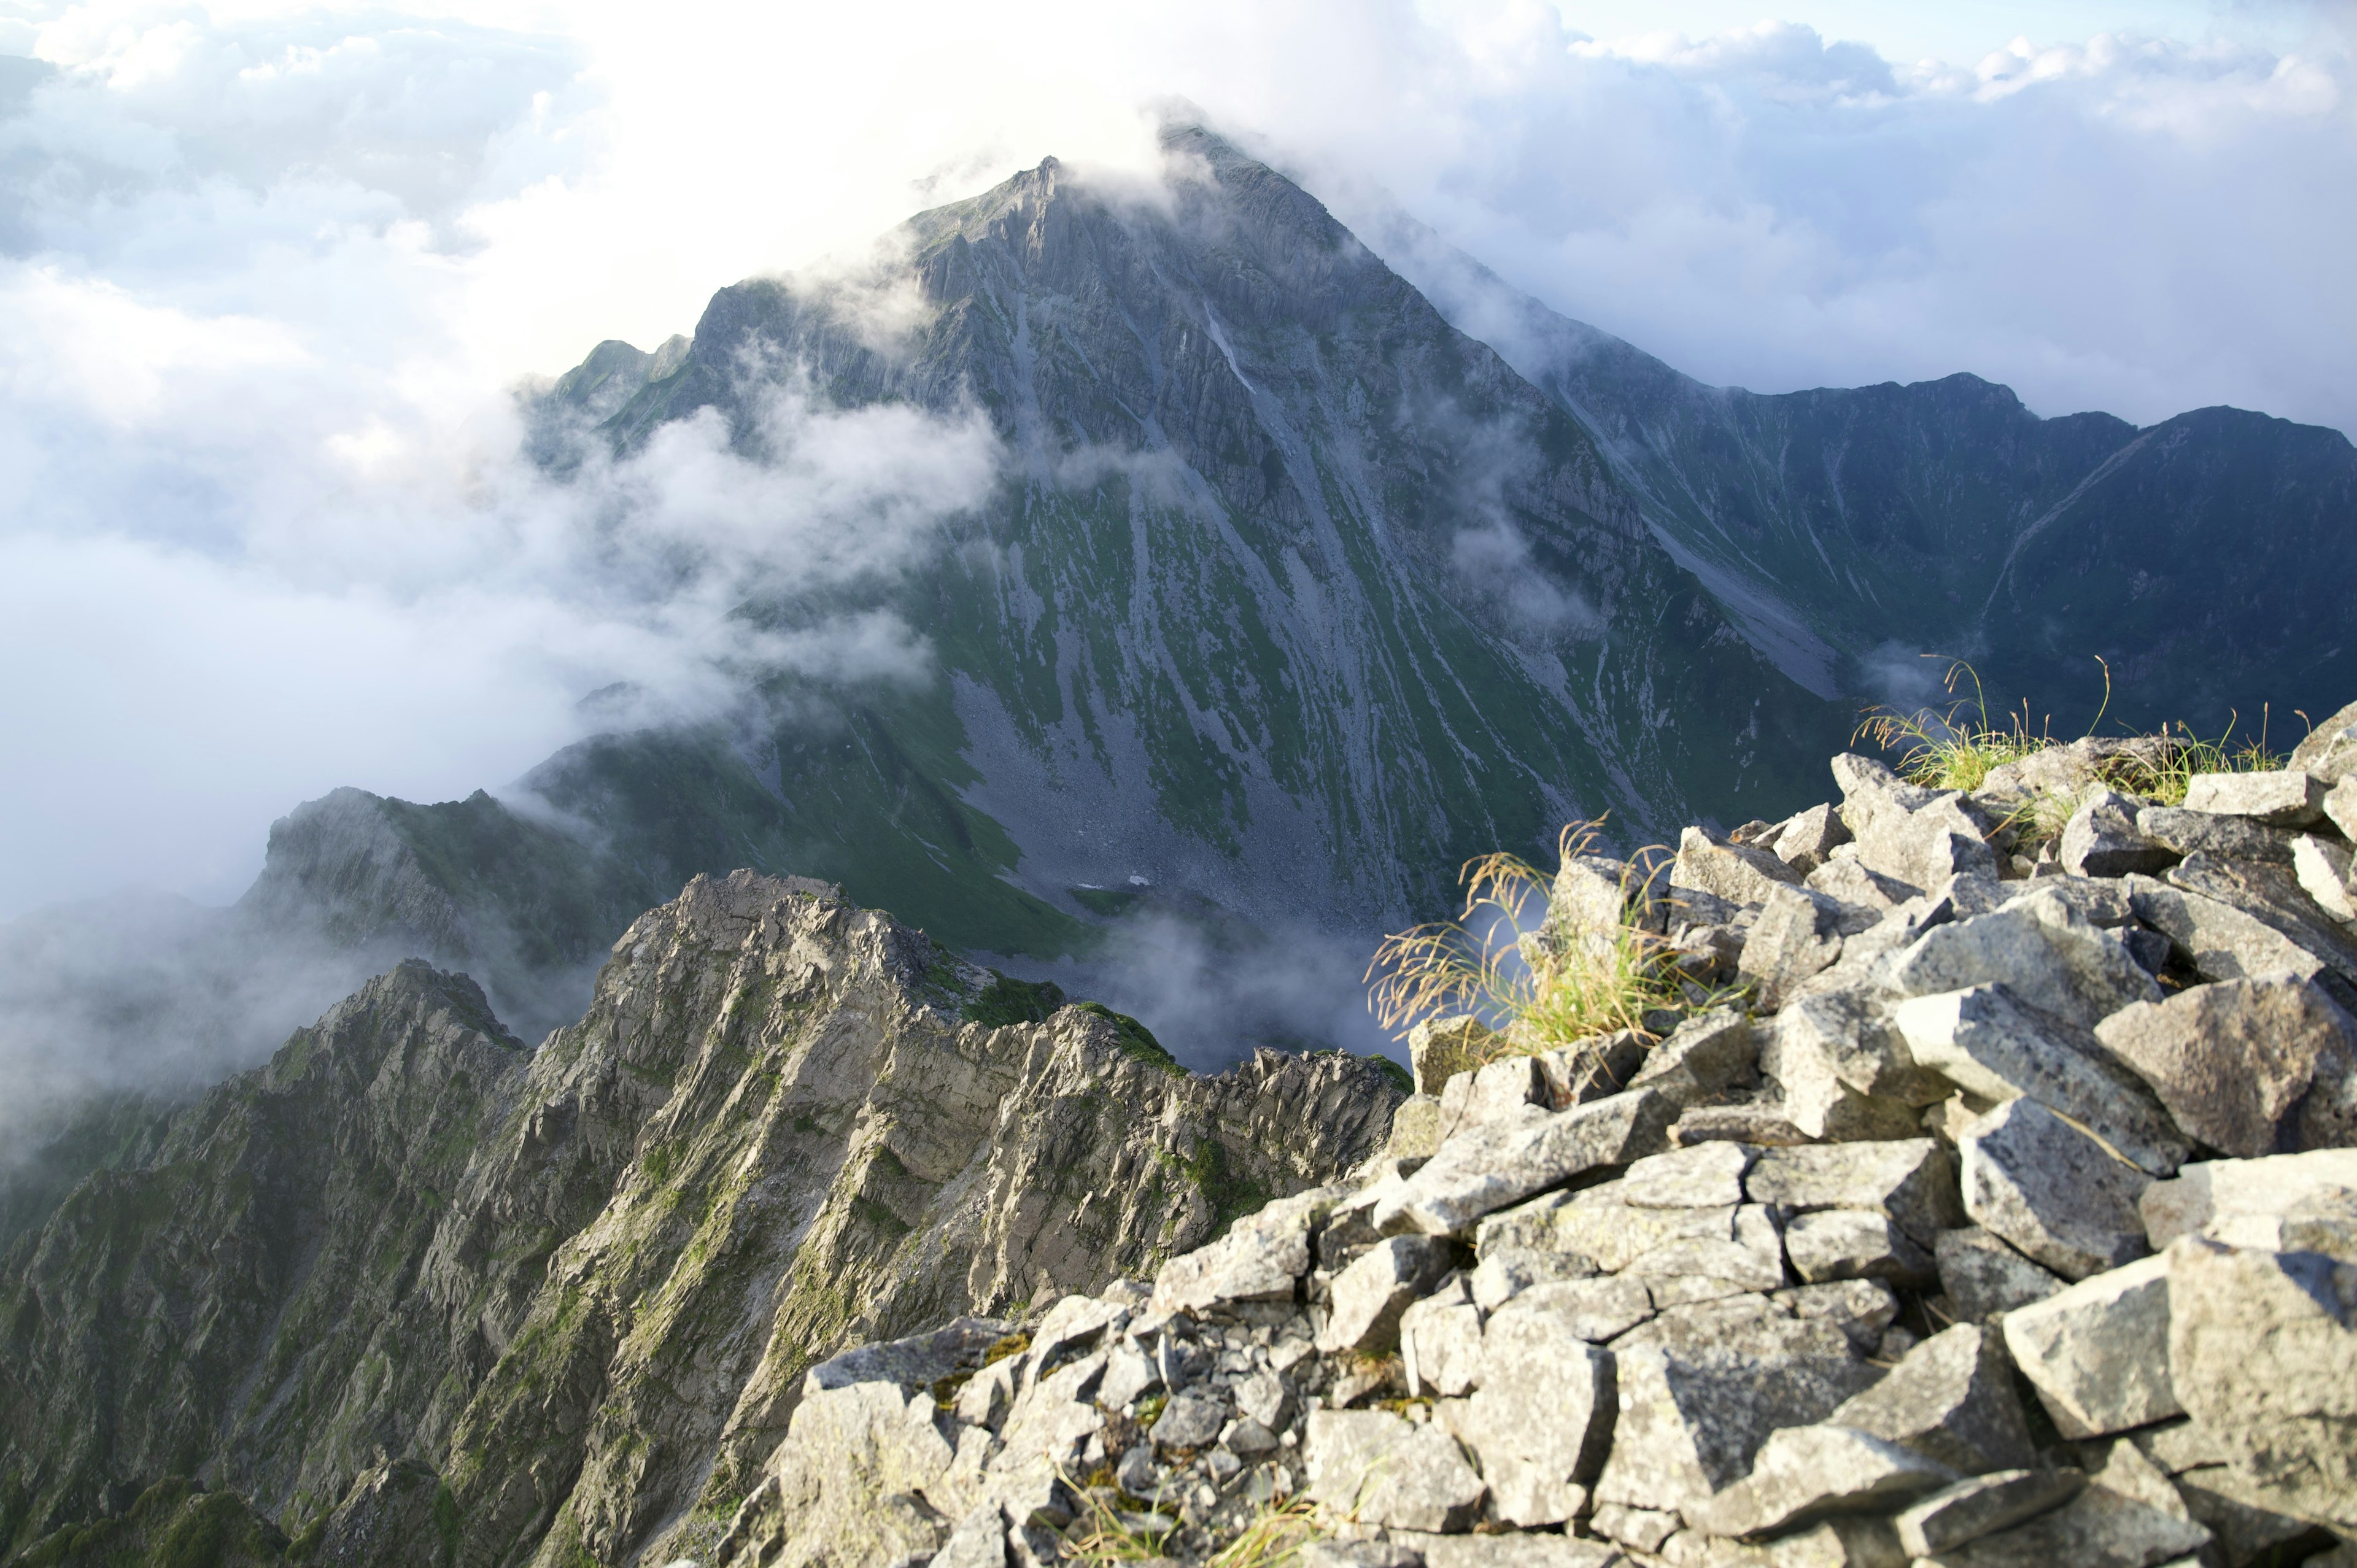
[675,726,2357,1568]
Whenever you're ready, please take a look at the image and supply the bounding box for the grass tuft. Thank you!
[1366,819,1692,1061]
[1207,1494,1321,1568]
[1854,658,2057,792]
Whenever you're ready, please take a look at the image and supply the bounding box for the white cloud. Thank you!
[0,0,2347,924]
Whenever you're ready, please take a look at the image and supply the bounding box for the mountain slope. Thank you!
[0,872,1400,1567]
[1363,207,2357,735]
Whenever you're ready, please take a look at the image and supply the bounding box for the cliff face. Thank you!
[0,872,1400,1567]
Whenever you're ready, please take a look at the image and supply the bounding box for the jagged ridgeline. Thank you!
[507,123,1844,959]
[0,873,1403,1567]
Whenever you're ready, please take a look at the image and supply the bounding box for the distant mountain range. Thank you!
[6,119,2351,1132]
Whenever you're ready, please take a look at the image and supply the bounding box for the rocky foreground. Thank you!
[721,717,2357,1568]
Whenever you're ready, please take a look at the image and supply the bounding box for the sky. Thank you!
[0,0,2352,921]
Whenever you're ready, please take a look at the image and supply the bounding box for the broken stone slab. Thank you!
[1411,1016,1498,1097]
[1832,752,1945,834]
[1854,794,2001,895]
[2296,833,2357,922]
[2172,1464,2334,1566]
[1322,1235,1459,1353]
[2000,1254,2180,1438]
[1151,1186,1344,1316]
[1483,1275,1654,1342]
[1895,1469,2088,1558]
[1784,1210,1935,1288]
[1592,1502,1682,1554]
[1514,1182,1786,1292]
[1741,886,1871,1006]
[2126,876,2341,994]
[1299,1542,1425,1568]
[1684,1423,1956,1539]
[1828,1321,2036,1474]
[1149,1387,1229,1450]
[1545,852,1669,948]
[2139,1149,2357,1247]
[1672,1103,1813,1148]
[1399,1291,1484,1399]
[1776,987,1950,1107]
[2062,789,2178,878]
[1452,1315,1616,1524]
[804,1316,1012,1398]
[2170,851,2357,965]
[1302,1409,1487,1533]
[1910,1478,2211,1568]
[1960,1098,2153,1281]
[1933,1227,2065,1321]
[1467,1247,1598,1311]
[1675,825,1806,905]
[1536,1032,1651,1108]
[1761,1014,1929,1143]
[2095,974,2357,1158]
[2181,770,2329,827]
[1889,892,2162,1029]
[1385,1534,1624,1568]
[1621,1141,1756,1208]
[1774,1280,1902,1354]
[1374,1090,1673,1237]
[2194,1184,2357,1261]
[1896,984,2189,1175]
[1744,1138,1965,1246]
[1439,1056,1549,1134]
[2135,806,2299,867]
[1775,803,1854,875]
[1628,1011,1759,1108]
[2165,1235,2357,1533]
[1591,1329,1884,1518]
[1808,856,1921,911]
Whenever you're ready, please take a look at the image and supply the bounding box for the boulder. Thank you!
[1776,987,1949,1107]
[2127,877,2340,993]
[1784,1210,1935,1288]
[1300,1544,1423,1568]
[1856,795,2000,894]
[1808,857,1921,910]
[1374,1090,1673,1237]
[1544,854,1667,952]
[1322,1235,1459,1353]
[1773,803,1853,875]
[2138,1149,2357,1248]
[1302,1410,1487,1533]
[1384,1536,1622,1568]
[1895,1469,2087,1559]
[2181,770,2328,827]
[1149,1386,1228,1450]
[2295,833,2357,921]
[1439,1056,1549,1134]
[1960,1098,2153,1280]
[1628,1011,1757,1107]
[1411,1016,1500,1097]
[1452,1315,1616,1525]
[1387,1095,1446,1161]
[1153,1186,1341,1315]
[1889,893,2162,1029]
[1908,1477,2210,1567]
[2290,699,2357,784]
[1523,1184,1785,1294]
[1933,1226,2066,1321]
[1741,886,1859,1005]
[2165,1235,2357,1533]
[1620,1140,1756,1209]
[1744,1139,1964,1246]
[1826,1322,2036,1473]
[1535,1031,1650,1108]
[2170,1464,2332,1566]
[1895,984,2189,1175]
[2094,975,2357,1158]
[2135,806,2298,867]
[1671,1103,1814,1148]
[1675,825,1806,905]
[1399,1291,1484,1399]
[2062,789,2177,878]
[1832,752,1942,834]
[1590,1502,1682,1554]
[1684,1423,1956,1539]
[1477,1275,1653,1342]
[2000,1255,2180,1437]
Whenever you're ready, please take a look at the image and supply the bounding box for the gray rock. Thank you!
[1960,1098,2153,1280]
[1299,1542,1425,1568]
[1591,1331,1883,1517]
[2165,1235,2357,1532]
[1775,1279,1903,1354]
[1150,1388,1228,1450]
[1387,1535,1622,1568]
[1895,1469,2088,1558]
[1828,1321,2035,1473]
[1114,1443,1158,1497]
[2294,833,2357,921]
[2127,876,2337,990]
[2135,806,2299,867]
[1776,987,1950,1108]
[958,1358,1021,1429]
[1301,1410,1487,1533]
[1675,825,1806,905]
[1374,1090,1673,1237]
[1453,1314,1616,1525]
[1741,886,1859,1005]
[1441,1056,1549,1133]
[1785,1210,1935,1288]
[1833,752,1944,835]
[1808,855,1922,910]
[2181,770,2329,827]
[805,1317,1014,1398]
[2329,775,2357,840]
[1910,1478,2210,1567]
[1775,803,1854,875]
[1934,1227,2066,1321]
[2000,1256,2180,1437]
[1684,1423,1956,1539]
[2096,975,2357,1158]
[1745,1138,1965,1246]
[1546,853,1668,949]
[1387,1095,1446,1162]
[1411,1015,1498,1097]
[1764,1010,1932,1143]
[1519,1183,1786,1293]
[1467,1246,1598,1311]
[1152,1186,1342,1315]
[1592,1502,1682,1553]
[1234,1368,1294,1431]
[2138,1149,2357,1247]
[1322,1235,1459,1353]
[2291,699,2357,784]
[1399,1292,1484,1399]
[1536,1031,1651,1108]
[1671,1102,1814,1148]
[1485,1276,1654,1342]
[932,1504,1012,1568]
[1854,794,2000,894]
[2169,1464,2329,1566]
[1222,1417,1279,1456]
[2167,852,2357,971]
[1890,893,2162,1029]
[1098,1340,1159,1412]
[2063,789,2178,878]
[1628,1011,1758,1107]
[1896,984,2190,1175]
[1622,1141,1756,1208]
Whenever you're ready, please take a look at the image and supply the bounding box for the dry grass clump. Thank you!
[1207,1494,1321,1568]
[1854,658,2061,793]
[1366,820,1689,1061]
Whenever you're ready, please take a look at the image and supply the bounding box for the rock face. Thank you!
[0,872,1400,1567]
